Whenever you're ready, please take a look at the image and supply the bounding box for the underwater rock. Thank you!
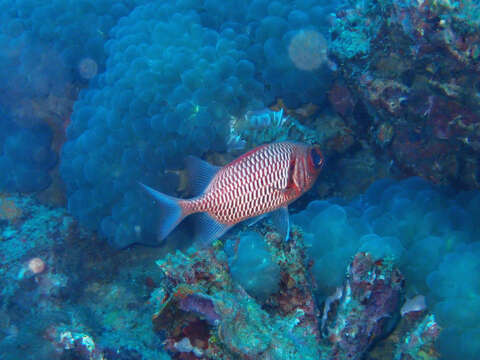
[153,283,321,359]
[329,0,480,189]
[263,229,320,332]
[102,347,144,360]
[0,193,79,303]
[369,297,440,360]
[393,313,441,360]
[152,230,322,359]
[155,247,232,292]
[320,253,404,360]
[45,326,104,360]
[328,82,356,118]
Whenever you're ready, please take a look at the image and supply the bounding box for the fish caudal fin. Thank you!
[139,182,186,242]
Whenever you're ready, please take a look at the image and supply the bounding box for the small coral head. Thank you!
[28,257,46,274]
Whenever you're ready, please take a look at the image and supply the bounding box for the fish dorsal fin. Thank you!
[271,206,290,242]
[186,156,221,196]
[194,213,232,246]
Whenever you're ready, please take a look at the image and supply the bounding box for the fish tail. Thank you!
[139,182,188,241]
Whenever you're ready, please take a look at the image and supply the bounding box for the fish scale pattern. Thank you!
[203,143,296,224]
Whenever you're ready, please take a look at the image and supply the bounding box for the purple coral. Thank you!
[320,253,404,359]
[178,293,221,326]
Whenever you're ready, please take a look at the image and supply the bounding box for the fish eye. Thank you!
[310,147,324,169]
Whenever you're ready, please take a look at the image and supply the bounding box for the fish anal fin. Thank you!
[194,213,232,246]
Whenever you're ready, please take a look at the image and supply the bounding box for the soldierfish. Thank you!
[140,141,324,244]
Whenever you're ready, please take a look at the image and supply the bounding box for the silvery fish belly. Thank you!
[140,141,325,245]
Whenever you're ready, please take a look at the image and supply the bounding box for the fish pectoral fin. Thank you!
[269,183,292,193]
[193,213,232,246]
[269,184,297,199]
[271,206,290,242]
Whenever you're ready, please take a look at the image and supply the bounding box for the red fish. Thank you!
[140,142,324,244]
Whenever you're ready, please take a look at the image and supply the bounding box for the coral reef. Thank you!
[227,107,324,153]
[0,104,56,193]
[225,231,281,300]
[0,117,57,192]
[3,177,475,359]
[0,3,93,195]
[1,0,479,359]
[59,0,339,248]
[0,0,154,197]
[152,228,323,359]
[45,328,104,360]
[151,225,441,359]
[426,242,480,358]
[293,177,480,359]
[0,0,144,81]
[369,296,440,360]
[329,0,480,189]
[0,193,171,359]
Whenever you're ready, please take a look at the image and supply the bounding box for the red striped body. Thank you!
[181,142,323,225]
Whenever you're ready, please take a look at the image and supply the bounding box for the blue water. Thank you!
[1,0,479,359]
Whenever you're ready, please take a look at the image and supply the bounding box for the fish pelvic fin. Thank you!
[139,182,188,242]
[271,206,290,242]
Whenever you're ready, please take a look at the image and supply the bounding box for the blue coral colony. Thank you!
[0,0,479,359]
